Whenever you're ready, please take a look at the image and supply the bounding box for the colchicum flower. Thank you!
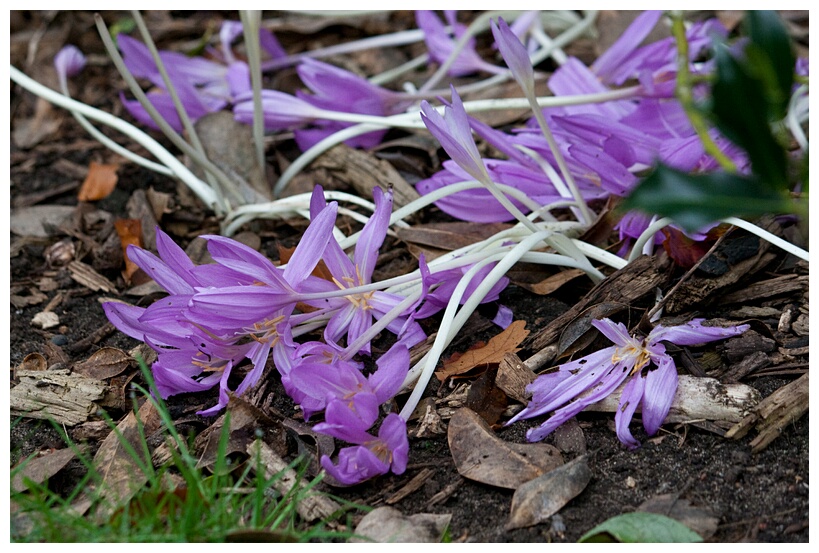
[508,318,749,448]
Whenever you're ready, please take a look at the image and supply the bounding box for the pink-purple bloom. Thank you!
[416,11,503,77]
[507,318,749,448]
[316,412,409,485]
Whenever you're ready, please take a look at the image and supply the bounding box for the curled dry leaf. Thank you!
[114,218,143,284]
[448,407,563,490]
[77,161,119,201]
[506,455,592,531]
[72,347,134,380]
[437,320,529,381]
[350,506,452,543]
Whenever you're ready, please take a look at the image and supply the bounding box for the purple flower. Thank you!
[237,58,405,151]
[305,186,425,354]
[317,413,409,485]
[289,342,409,426]
[416,11,500,77]
[414,259,509,320]
[491,17,535,96]
[54,45,86,89]
[420,86,488,184]
[508,318,749,448]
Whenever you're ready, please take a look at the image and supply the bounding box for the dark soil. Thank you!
[9,10,809,543]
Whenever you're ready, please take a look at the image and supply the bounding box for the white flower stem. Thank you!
[10,65,218,209]
[722,217,809,262]
[240,10,268,186]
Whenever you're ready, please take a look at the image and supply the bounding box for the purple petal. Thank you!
[492,17,534,94]
[649,319,750,346]
[614,373,646,449]
[591,11,662,81]
[641,354,678,435]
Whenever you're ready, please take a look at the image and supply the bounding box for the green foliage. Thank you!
[578,512,703,543]
[10,360,362,543]
[623,10,805,232]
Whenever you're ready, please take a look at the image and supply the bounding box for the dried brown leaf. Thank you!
[506,455,592,530]
[514,268,586,296]
[437,320,529,381]
[448,408,563,490]
[78,161,119,201]
[73,347,134,380]
[12,447,79,493]
[72,400,162,519]
[638,494,720,540]
[114,218,143,284]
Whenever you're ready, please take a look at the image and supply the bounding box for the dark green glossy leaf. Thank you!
[578,512,703,543]
[622,164,789,232]
[744,10,795,120]
[710,46,788,189]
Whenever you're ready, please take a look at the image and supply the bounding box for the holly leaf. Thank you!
[621,164,789,232]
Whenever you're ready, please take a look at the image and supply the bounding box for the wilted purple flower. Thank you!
[508,318,749,448]
[54,45,86,89]
[317,413,409,485]
[416,11,501,77]
[304,185,426,354]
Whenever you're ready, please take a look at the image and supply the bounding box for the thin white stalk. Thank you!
[130,11,231,205]
[54,78,173,176]
[627,217,673,263]
[240,10,268,185]
[273,87,640,198]
[399,230,556,418]
[787,84,809,152]
[722,217,809,262]
[262,28,427,72]
[10,65,218,209]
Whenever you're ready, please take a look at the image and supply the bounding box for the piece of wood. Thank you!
[725,372,808,453]
[585,375,760,424]
[386,468,435,505]
[10,369,107,426]
[311,143,421,209]
[527,254,670,352]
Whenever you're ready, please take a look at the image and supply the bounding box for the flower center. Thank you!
[246,314,286,346]
[611,338,652,375]
[191,351,230,373]
[333,265,375,310]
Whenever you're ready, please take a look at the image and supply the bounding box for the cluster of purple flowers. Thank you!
[103,185,506,484]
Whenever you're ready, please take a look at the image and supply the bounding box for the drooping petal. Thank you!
[354,187,391,280]
[591,318,633,348]
[641,354,679,436]
[614,372,646,449]
[649,319,749,346]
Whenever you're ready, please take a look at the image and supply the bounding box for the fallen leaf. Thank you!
[396,222,513,252]
[638,494,720,540]
[12,447,79,493]
[514,268,587,296]
[506,455,592,530]
[350,506,451,543]
[578,512,703,543]
[10,205,76,238]
[78,161,119,201]
[437,320,529,381]
[12,97,63,148]
[195,394,286,473]
[15,352,47,373]
[448,408,563,490]
[114,219,143,284]
[464,367,507,425]
[73,347,134,380]
[72,399,162,519]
